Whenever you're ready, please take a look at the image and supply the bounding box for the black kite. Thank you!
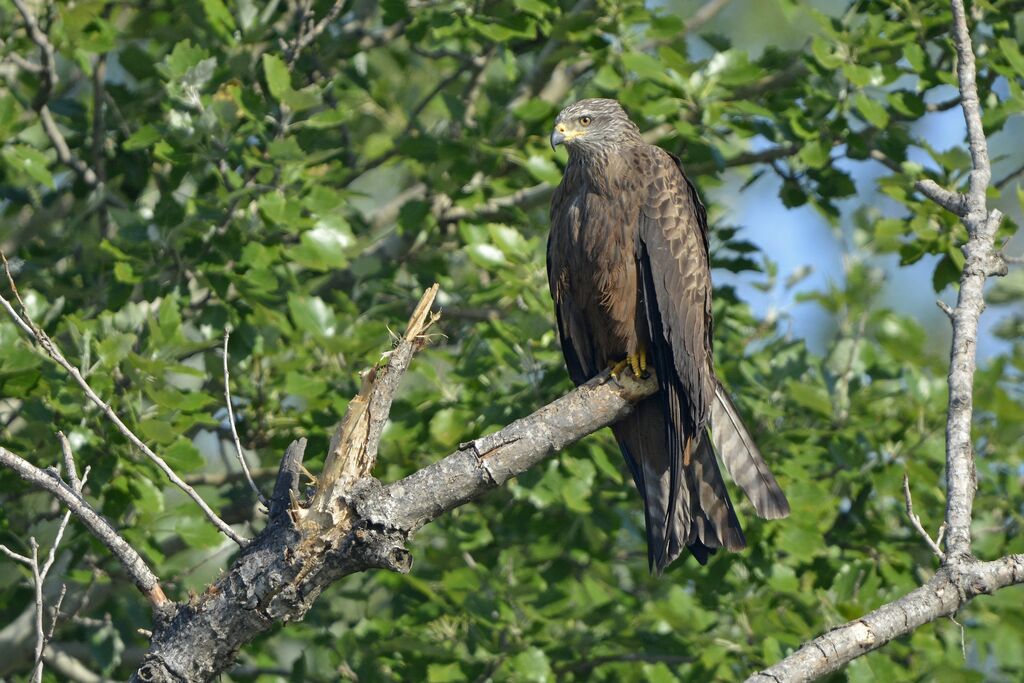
[547,98,790,573]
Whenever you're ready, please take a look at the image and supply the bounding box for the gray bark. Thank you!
[746,2,1018,680]
[130,288,656,681]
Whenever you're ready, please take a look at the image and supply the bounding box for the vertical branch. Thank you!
[917,0,1008,560]
[1,441,91,682]
[748,2,1014,678]
[309,284,439,519]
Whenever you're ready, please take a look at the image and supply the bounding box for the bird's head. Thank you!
[550,98,642,152]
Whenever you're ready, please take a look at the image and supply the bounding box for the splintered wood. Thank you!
[304,284,440,529]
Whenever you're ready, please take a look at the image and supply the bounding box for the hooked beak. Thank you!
[551,123,579,150]
[550,129,565,150]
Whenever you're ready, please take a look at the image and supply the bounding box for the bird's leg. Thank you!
[630,349,647,378]
[609,348,648,380]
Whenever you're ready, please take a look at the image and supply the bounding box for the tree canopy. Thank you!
[0,0,1022,681]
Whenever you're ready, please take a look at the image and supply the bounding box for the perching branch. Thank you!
[0,254,246,546]
[747,2,1016,680]
[128,285,657,682]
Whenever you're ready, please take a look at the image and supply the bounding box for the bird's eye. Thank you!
[579,116,592,126]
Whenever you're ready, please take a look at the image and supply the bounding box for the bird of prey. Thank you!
[547,98,789,573]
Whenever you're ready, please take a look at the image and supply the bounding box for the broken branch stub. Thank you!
[305,284,440,532]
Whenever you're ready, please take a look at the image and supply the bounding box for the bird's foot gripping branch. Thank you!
[132,284,659,682]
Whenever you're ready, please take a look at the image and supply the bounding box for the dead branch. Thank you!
[128,286,657,681]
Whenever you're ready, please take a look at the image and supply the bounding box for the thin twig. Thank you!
[0,543,33,565]
[0,447,167,606]
[936,299,955,320]
[12,0,100,187]
[29,538,44,683]
[223,330,269,508]
[0,253,246,546]
[1,439,92,683]
[902,472,946,560]
[684,0,732,32]
[11,0,57,96]
[915,179,966,215]
[57,431,81,492]
[949,615,966,660]
[286,0,346,65]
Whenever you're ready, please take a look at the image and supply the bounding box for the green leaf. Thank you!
[200,0,237,40]
[288,221,353,271]
[113,262,139,284]
[123,125,162,151]
[175,511,224,548]
[621,51,670,83]
[854,93,889,128]
[787,380,832,418]
[138,418,177,445]
[811,36,843,69]
[426,663,464,682]
[287,294,336,337]
[262,53,292,101]
[507,647,552,682]
[465,244,507,269]
[998,37,1024,76]
[158,40,212,81]
[2,145,54,188]
[164,438,205,472]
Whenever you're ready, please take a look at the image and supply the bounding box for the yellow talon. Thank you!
[610,350,648,380]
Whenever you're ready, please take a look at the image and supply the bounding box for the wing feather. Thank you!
[711,384,791,519]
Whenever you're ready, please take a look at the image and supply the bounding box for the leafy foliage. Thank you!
[0,0,1022,680]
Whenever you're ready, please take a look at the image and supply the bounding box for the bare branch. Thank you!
[285,0,346,65]
[0,438,90,683]
[684,0,732,32]
[902,472,945,560]
[0,254,246,546]
[12,0,100,187]
[11,0,57,95]
[222,330,269,508]
[934,0,1007,559]
[915,179,966,215]
[29,539,43,683]
[0,447,166,607]
[746,556,1024,682]
[936,299,955,320]
[131,288,659,681]
[57,432,81,492]
[747,3,1017,680]
[0,543,33,566]
[309,284,440,516]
